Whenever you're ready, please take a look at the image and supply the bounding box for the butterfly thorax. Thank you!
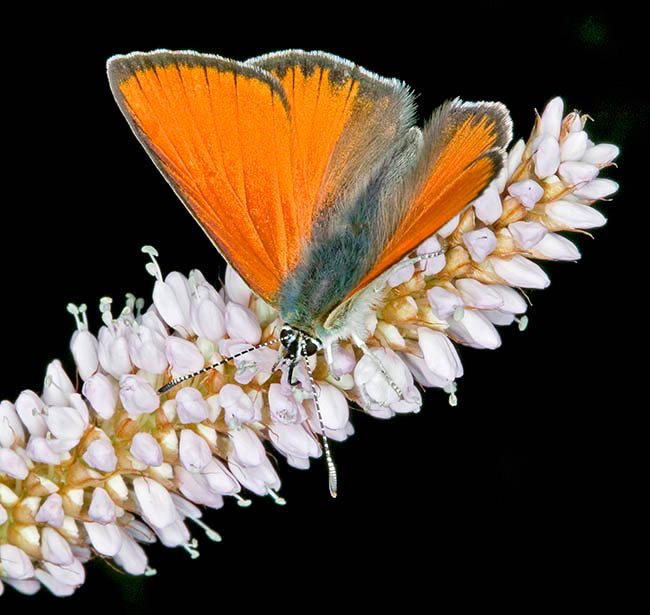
[277,184,391,340]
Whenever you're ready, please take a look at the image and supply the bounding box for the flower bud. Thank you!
[119,374,159,417]
[82,373,118,420]
[175,387,210,424]
[130,432,163,467]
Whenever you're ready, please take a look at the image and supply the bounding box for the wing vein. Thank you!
[232,71,278,270]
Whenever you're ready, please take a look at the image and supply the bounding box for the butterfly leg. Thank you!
[373,250,444,296]
[323,344,343,383]
[287,359,300,386]
[351,333,420,407]
[271,353,301,386]
[403,249,444,269]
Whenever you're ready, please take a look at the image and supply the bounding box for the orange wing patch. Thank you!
[352,100,512,294]
[249,51,416,231]
[270,64,359,232]
[109,52,297,303]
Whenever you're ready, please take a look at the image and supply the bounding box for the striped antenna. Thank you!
[300,343,338,498]
[158,338,280,394]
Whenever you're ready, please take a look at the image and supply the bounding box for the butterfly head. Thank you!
[279,324,322,360]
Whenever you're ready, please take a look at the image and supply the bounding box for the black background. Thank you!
[2,7,641,610]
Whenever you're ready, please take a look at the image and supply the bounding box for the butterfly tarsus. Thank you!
[352,333,420,407]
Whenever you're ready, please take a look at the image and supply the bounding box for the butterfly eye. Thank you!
[279,325,296,346]
[303,336,322,357]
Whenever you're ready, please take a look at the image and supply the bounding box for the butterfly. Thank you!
[107,49,512,495]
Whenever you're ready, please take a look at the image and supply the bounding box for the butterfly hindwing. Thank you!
[346,98,513,298]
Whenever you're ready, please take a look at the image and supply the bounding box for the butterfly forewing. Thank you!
[108,50,296,304]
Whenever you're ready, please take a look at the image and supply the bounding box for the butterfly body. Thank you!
[107,49,512,364]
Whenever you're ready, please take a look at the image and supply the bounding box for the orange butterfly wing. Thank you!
[108,50,415,306]
[350,99,512,295]
[108,51,295,303]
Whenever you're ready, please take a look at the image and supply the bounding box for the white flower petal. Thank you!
[462,227,497,262]
[70,330,99,381]
[84,522,123,556]
[0,448,29,479]
[130,432,163,467]
[539,96,564,139]
[179,429,213,472]
[446,309,502,349]
[0,400,25,447]
[490,285,527,314]
[312,382,350,432]
[175,465,226,508]
[42,360,75,407]
[164,336,205,376]
[82,373,118,420]
[41,527,74,565]
[26,436,62,465]
[219,383,256,427]
[533,135,561,178]
[175,387,210,424]
[268,423,320,466]
[572,178,619,200]
[82,438,117,473]
[455,279,503,310]
[224,302,262,344]
[133,477,176,529]
[224,265,252,306]
[532,233,581,260]
[35,494,64,527]
[88,487,117,524]
[508,179,544,209]
[229,426,266,467]
[558,161,599,186]
[427,287,464,320]
[471,182,503,224]
[118,374,159,417]
[0,544,34,580]
[33,569,76,597]
[113,531,148,575]
[14,391,47,437]
[506,139,526,178]
[200,458,240,495]
[388,263,415,287]
[490,255,550,289]
[509,221,548,249]
[436,214,460,238]
[560,130,588,161]
[417,328,463,382]
[546,200,607,229]
[582,143,619,165]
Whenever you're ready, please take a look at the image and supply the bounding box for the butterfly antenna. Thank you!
[158,338,280,394]
[301,348,338,498]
